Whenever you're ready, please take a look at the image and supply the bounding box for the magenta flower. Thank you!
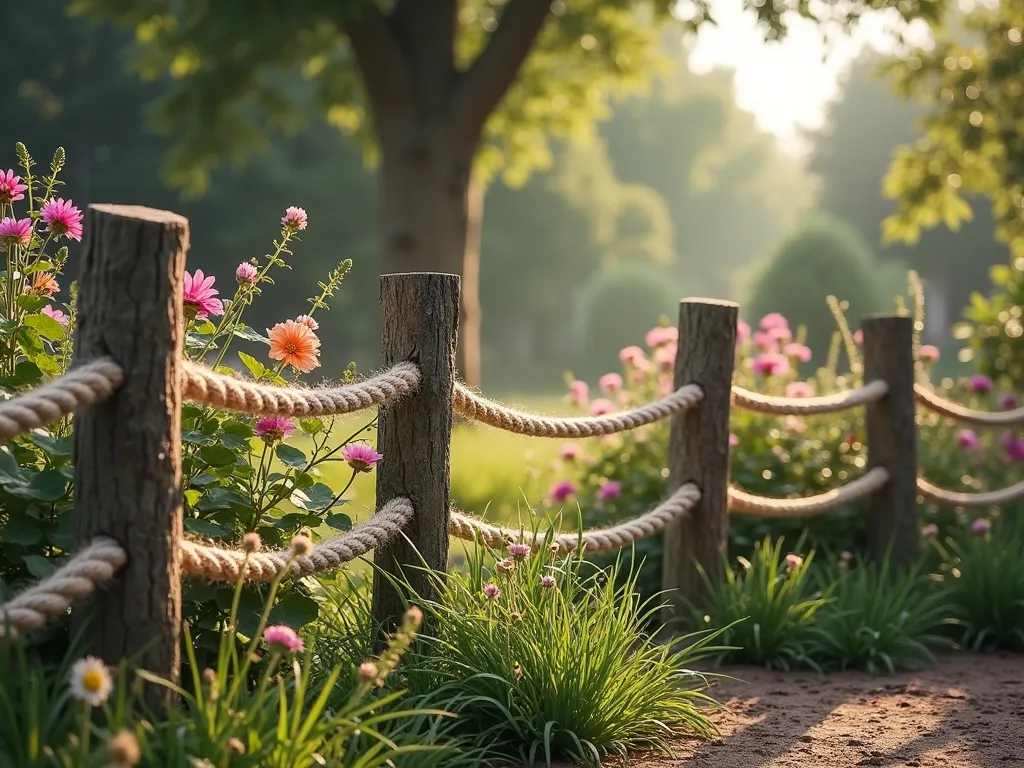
[784,553,804,570]
[853,329,864,346]
[282,206,308,232]
[783,343,812,363]
[235,262,258,284]
[343,443,383,473]
[599,372,623,393]
[760,313,789,331]
[0,170,28,203]
[507,542,531,560]
[40,198,83,241]
[956,429,980,450]
[1000,393,1019,410]
[589,398,615,416]
[1007,438,1024,463]
[784,381,814,398]
[264,625,304,654]
[483,583,501,601]
[540,575,556,589]
[0,217,31,247]
[41,305,69,326]
[295,314,319,331]
[645,326,678,348]
[619,346,648,367]
[182,270,224,319]
[971,518,991,535]
[597,480,622,501]
[566,379,589,406]
[736,319,751,345]
[559,442,583,461]
[968,374,993,394]
[729,433,739,449]
[549,480,576,504]
[255,416,294,443]
[921,523,939,539]
[752,352,791,376]
[918,345,940,362]
[752,330,777,351]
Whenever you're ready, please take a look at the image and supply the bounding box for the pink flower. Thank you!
[752,352,790,376]
[729,433,739,448]
[1000,393,1019,410]
[853,329,864,346]
[784,553,804,570]
[767,326,793,343]
[507,542,531,560]
[654,345,675,372]
[736,320,751,345]
[255,416,294,443]
[597,480,622,501]
[956,429,979,450]
[918,345,940,362]
[645,326,678,348]
[182,270,224,319]
[559,442,583,461]
[264,625,304,654]
[483,583,501,601]
[619,346,648,367]
[343,443,382,472]
[295,314,319,331]
[1004,434,1024,462]
[282,206,308,232]
[540,575,556,588]
[785,415,807,434]
[968,374,993,394]
[566,379,589,406]
[752,330,777,351]
[784,381,814,398]
[971,518,991,535]
[921,523,939,539]
[0,170,28,203]
[236,262,258,283]
[41,305,69,326]
[549,480,576,504]
[760,313,789,331]
[589,398,615,416]
[0,217,31,247]
[599,373,623,393]
[40,198,83,241]
[783,343,812,363]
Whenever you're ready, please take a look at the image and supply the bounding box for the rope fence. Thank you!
[730,380,888,416]
[916,477,1024,508]
[728,467,891,518]
[914,383,1024,427]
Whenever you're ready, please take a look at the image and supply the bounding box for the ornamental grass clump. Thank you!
[403,528,726,767]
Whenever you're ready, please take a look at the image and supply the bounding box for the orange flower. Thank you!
[268,319,320,373]
[31,273,60,297]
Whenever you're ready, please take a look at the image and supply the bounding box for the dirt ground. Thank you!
[647,652,1024,767]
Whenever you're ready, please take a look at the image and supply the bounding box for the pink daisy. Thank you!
[760,313,789,331]
[41,305,69,326]
[0,170,27,204]
[565,379,589,406]
[182,270,224,319]
[343,443,382,472]
[282,206,308,232]
[0,217,31,247]
[40,198,83,241]
[263,625,304,654]
[483,583,501,601]
[599,373,623,393]
[767,326,793,343]
[236,262,258,284]
[784,381,814,398]
[645,326,678,348]
[619,346,648,368]
[783,343,812,363]
[589,398,615,416]
[752,352,791,376]
[752,331,778,352]
[295,314,319,331]
[918,345,940,362]
[254,416,294,443]
[549,480,576,504]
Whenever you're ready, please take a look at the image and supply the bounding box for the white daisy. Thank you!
[69,656,112,706]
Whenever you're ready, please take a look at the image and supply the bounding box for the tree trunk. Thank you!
[461,173,484,388]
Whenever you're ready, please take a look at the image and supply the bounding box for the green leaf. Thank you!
[196,486,252,512]
[292,471,315,490]
[182,430,216,446]
[184,518,231,538]
[25,469,68,502]
[189,473,220,487]
[0,447,29,490]
[1,511,42,546]
[30,432,73,457]
[15,325,44,358]
[0,361,43,391]
[290,483,338,512]
[193,319,218,334]
[32,354,62,376]
[23,554,57,579]
[237,351,266,379]
[233,325,270,345]
[199,444,237,467]
[299,418,324,435]
[185,332,215,350]
[22,261,53,275]
[275,444,307,469]
[16,295,48,313]
[23,312,66,341]
[222,420,254,439]
[271,512,324,530]
[183,488,202,508]
[325,512,352,531]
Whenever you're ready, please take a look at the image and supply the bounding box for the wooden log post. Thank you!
[862,313,918,569]
[371,273,460,640]
[72,205,187,705]
[662,298,738,627]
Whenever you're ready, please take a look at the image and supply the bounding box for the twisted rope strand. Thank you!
[181,360,421,418]
[728,467,890,518]
[0,358,123,440]
[0,538,126,636]
[730,380,889,416]
[179,497,414,582]
[914,384,1024,427]
[452,383,705,438]
[449,483,701,554]
[916,477,1024,507]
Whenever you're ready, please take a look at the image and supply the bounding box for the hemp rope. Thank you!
[728,467,890,518]
[181,360,421,418]
[914,384,1024,427]
[730,380,889,416]
[916,476,1024,508]
[452,383,705,438]
[179,497,414,581]
[0,357,124,440]
[0,537,126,636]
[448,482,701,554]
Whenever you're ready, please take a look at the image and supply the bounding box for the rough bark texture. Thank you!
[862,313,919,569]
[371,273,460,639]
[72,204,186,706]
[662,298,738,627]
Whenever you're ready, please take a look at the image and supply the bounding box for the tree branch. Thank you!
[341,3,412,120]
[450,0,552,142]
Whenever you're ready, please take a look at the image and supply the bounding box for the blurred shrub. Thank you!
[956,256,1024,386]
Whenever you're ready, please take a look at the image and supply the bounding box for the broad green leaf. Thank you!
[24,470,68,502]
[184,518,231,538]
[1,512,42,546]
[0,361,43,392]
[237,351,266,379]
[196,486,252,512]
[23,313,66,341]
[290,483,337,512]
[15,325,44,357]
[275,444,307,469]
[271,512,324,530]
[183,488,202,507]
[199,444,237,467]
[30,432,73,457]
[23,554,57,579]
[233,325,270,345]
[325,512,352,531]
[299,418,324,435]
[16,295,48,313]
[182,430,215,446]
[22,261,53,275]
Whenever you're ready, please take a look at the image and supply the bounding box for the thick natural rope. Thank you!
[179,497,414,581]
[730,380,889,416]
[914,384,1024,427]
[0,358,123,440]
[181,360,421,418]
[916,477,1024,507]
[449,482,701,553]
[0,538,126,636]
[452,383,705,438]
[728,467,891,518]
